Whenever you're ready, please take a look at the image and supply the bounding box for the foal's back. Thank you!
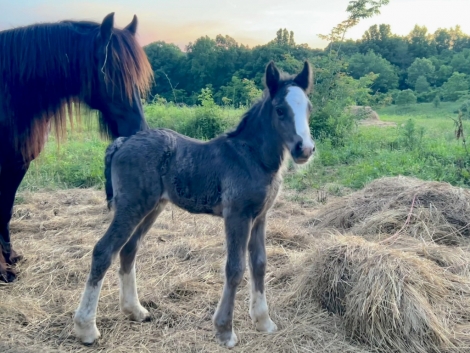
[110,128,278,218]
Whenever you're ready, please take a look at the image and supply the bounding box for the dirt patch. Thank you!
[358,119,396,127]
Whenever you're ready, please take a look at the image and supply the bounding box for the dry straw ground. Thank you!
[2,176,470,353]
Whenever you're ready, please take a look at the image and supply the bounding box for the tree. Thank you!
[185,36,218,94]
[435,65,454,86]
[407,25,436,59]
[450,25,470,52]
[415,75,430,93]
[434,28,452,54]
[395,89,417,105]
[143,41,186,102]
[450,49,470,75]
[347,50,398,92]
[313,0,391,144]
[407,58,435,88]
[442,72,469,101]
[215,76,262,107]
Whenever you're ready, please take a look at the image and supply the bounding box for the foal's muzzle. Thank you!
[291,139,315,164]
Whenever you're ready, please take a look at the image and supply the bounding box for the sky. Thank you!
[1,0,469,50]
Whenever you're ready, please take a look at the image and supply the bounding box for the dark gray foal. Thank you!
[74,61,315,348]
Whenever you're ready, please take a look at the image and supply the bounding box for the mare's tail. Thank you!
[104,137,128,210]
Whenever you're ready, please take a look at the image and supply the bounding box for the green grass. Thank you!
[377,100,463,119]
[286,103,470,191]
[19,102,470,193]
[20,103,242,191]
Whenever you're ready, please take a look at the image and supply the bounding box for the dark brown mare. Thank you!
[0,13,153,282]
[74,61,315,348]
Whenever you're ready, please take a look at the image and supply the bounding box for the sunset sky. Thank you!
[1,0,469,49]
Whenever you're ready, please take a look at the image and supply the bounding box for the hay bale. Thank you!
[347,106,380,120]
[314,176,470,245]
[292,234,470,353]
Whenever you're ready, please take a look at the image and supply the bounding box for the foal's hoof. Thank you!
[74,320,101,345]
[122,305,151,322]
[255,318,278,333]
[216,329,238,349]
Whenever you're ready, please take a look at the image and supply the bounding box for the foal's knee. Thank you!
[251,255,267,278]
[226,263,245,287]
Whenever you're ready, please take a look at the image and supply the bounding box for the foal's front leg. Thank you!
[213,212,252,348]
[248,216,277,333]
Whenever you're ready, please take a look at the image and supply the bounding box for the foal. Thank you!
[74,61,315,348]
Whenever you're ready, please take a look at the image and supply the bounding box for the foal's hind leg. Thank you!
[74,203,156,344]
[119,200,167,321]
[213,212,252,348]
[248,216,277,333]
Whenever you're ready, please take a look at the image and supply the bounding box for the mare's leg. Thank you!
[213,212,252,348]
[248,216,277,333]
[74,199,158,344]
[0,161,30,282]
[119,200,167,321]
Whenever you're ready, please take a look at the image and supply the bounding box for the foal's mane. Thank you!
[227,74,298,139]
[0,19,153,161]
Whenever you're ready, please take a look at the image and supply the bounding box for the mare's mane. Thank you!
[0,19,153,160]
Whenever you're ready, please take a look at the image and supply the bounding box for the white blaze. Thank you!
[285,86,314,150]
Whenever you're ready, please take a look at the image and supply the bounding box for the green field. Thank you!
[20,101,470,194]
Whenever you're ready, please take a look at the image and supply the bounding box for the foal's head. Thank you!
[265,61,315,164]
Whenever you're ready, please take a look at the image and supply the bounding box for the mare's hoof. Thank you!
[216,329,238,349]
[0,263,18,283]
[9,250,24,265]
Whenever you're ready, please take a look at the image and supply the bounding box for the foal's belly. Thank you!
[161,176,223,217]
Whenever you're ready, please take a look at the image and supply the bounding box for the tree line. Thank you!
[143,24,470,107]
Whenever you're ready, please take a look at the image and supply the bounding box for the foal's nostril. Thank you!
[295,141,303,151]
[302,147,313,156]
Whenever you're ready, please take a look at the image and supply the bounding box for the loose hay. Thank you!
[314,176,470,245]
[292,234,470,353]
[0,188,369,353]
[4,179,470,353]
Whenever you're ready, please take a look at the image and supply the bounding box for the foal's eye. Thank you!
[276,108,284,116]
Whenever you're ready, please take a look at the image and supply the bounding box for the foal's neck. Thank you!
[230,99,285,173]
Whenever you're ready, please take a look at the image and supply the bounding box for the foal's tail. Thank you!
[104,137,128,210]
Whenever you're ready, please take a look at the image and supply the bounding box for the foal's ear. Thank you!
[100,12,115,42]
[124,15,138,36]
[294,61,313,94]
[265,61,281,98]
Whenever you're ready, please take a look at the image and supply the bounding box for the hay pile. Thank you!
[0,188,371,353]
[314,176,470,245]
[347,106,380,120]
[287,176,470,352]
[291,234,470,353]
[3,177,470,352]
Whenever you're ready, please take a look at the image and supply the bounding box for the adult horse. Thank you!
[0,12,153,282]
[74,61,315,348]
